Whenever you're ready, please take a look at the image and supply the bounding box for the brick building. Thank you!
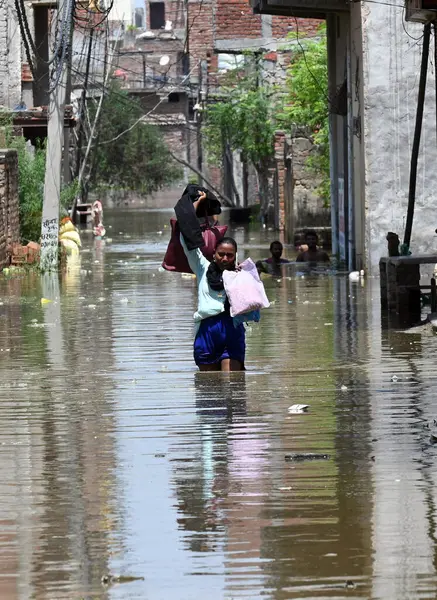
[107,0,321,206]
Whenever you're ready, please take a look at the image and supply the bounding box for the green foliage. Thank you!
[187,173,198,185]
[12,137,46,242]
[282,25,330,205]
[204,68,275,172]
[203,65,276,213]
[60,178,80,213]
[0,112,78,242]
[88,82,182,193]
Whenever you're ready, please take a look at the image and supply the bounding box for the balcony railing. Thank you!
[119,73,195,92]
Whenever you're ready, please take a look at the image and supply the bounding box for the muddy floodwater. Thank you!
[1,208,437,600]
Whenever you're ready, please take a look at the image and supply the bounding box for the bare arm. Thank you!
[192,190,207,214]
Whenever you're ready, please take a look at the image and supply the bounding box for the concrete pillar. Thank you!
[327,13,349,267]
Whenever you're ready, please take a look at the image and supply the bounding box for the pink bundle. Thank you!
[223,258,270,317]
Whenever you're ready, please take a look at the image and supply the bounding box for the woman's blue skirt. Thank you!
[194,312,246,365]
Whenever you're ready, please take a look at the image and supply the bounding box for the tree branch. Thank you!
[168,150,234,208]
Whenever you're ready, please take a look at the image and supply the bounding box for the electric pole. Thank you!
[40,0,73,271]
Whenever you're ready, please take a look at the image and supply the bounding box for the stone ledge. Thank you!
[380,255,437,266]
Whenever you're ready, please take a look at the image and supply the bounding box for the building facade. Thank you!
[105,0,321,214]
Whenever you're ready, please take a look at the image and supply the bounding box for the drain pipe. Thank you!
[403,22,431,252]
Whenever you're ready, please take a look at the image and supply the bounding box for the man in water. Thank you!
[296,230,330,264]
[256,241,289,275]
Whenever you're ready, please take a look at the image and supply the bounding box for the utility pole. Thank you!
[40,0,73,271]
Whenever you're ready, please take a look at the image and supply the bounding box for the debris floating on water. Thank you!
[101,574,145,586]
[285,453,330,462]
[288,404,309,414]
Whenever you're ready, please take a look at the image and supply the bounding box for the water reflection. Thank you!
[0,208,437,598]
[175,374,249,553]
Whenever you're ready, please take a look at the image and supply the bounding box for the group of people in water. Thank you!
[175,188,331,373]
[256,230,330,275]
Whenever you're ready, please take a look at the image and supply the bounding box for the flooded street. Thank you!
[1,208,437,599]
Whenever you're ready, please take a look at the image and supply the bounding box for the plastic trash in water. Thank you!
[288,404,309,413]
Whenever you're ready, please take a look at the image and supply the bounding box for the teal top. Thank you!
[180,234,226,329]
[180,234,261,332]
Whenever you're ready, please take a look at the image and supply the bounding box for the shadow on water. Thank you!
[1,208,437,598]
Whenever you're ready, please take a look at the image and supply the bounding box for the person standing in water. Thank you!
[256,240,289,275]
[180,191,246,372]
[91,199,105,238]
[296,230,330,264]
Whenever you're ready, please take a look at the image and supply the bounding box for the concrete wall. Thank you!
[274,131,330,243]
[109,0,135,25]
[0,149,20,269]
[0,0,22,109]
[291,134,330,228]
[359,6,437,272]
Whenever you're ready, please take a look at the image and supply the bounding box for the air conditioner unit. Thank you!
[405,0,437,22]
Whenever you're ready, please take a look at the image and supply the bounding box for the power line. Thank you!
[98,60,200,145]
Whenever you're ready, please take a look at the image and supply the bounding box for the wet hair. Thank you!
[270,240,283,251]
[305,229,319,241]
[216,237,238,253]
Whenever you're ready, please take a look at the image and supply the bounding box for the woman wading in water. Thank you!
[180,191,245,372]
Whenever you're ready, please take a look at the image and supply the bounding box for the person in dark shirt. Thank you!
[296,230,330,264]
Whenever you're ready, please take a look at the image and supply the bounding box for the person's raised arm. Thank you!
[179,191,209,277]
[192,190,207,214]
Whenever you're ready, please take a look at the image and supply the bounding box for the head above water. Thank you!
[304,229,319,251]
[214,237,238,271]
[270,240,283,261]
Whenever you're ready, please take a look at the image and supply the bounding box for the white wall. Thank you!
[360,4,437,272]
[0,0,22,109]
[108,0,135,25]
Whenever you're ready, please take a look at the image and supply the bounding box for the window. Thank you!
[135,8,144,28]
[149,2,165,29]
[217,53,244,73]
[168,93,180,103]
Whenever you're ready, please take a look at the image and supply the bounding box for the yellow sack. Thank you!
[59,221,76,235]
[60,238,79,255]
[60,230,81,247]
